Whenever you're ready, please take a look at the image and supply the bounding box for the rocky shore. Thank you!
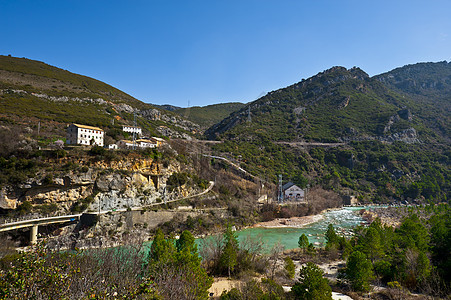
[252,214,324,228]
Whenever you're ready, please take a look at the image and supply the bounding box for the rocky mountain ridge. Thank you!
[206,66,423,143]
[374,61,451,141]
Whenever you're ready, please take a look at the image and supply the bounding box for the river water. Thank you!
[145,206,372,253]
[231,207,369,252]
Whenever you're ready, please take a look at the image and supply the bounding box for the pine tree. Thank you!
[344,251,373,292]
[292,262,332,300]
[325,224,339,248]
[298,233,309,253]
[220,225,239,277]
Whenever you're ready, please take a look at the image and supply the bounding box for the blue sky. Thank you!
[1,1,450,107]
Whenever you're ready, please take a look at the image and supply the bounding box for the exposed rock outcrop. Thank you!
[140,108,200,135]
[1,154,208,215]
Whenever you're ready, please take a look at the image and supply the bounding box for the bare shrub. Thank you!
[0,126,22,157]
[308,186,342,214]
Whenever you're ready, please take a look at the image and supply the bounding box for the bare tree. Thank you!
[267,242,285,279]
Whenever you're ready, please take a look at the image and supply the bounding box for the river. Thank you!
[145,206,372,253]
[230,207,369,252]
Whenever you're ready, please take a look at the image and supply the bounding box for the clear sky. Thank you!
[1,1,450,107]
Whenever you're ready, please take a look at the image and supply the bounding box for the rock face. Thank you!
[0,187,17,209]
[2,155,203,214]
[381,127,419,144]
[140,108,200,135]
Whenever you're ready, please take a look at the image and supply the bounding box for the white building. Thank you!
[117,139,135,149]
[136,139,158,148]
[283,182,305,202]
[117,139,158,149]
[66,124,104,146]
[122,125,142,136]
[149,136,165,146]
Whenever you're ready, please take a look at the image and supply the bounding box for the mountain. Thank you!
[0,55,199,142]
[375,61,451,140]
[156,104,182,111]
[205,65,450,203]
[375,61,451,98]
[172,102,246,129]
[206,66,427,143]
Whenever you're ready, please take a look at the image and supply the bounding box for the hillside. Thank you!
[206,66,429,143]
[0,56,449,206]
[0,55,199,144]
[375,61,451,140]
[172,102,246,129]
[206,65,450,203]
[0,56,264,236]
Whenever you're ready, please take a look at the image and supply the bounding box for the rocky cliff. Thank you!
[0,150,205,214]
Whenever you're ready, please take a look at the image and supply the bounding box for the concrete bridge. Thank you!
[0,214,81,244]
[0,181,216,245]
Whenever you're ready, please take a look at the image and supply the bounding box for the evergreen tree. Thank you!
[220,225,239,277]
[292,262,332,300]
[149,228,174,263]
[415,251,431,285]
[176,230,197,255]
[325,224,339,248]
[395,214,429,252]
[429,210,451,283]
[284,257,295,279]
[298,233,309,253]
[344,251,373,292]
[360,227,383,262]
[149,229,213,299]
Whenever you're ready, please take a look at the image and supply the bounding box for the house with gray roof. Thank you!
[283,182,305,202]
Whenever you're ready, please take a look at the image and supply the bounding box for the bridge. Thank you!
[0,181,215,245]
[0,214,81,244]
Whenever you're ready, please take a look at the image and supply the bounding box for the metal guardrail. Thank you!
[0,214,81,232]
[0,212,71,225]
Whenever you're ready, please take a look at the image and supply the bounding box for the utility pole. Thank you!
[184,99,191,119]
[278,174,283,203]
[132,112,137,150]
[163,187,167,205]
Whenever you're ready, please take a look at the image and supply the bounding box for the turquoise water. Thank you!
[150,206,374,253]
[229,207,369,252]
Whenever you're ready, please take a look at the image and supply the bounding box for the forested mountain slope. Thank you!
[206,66,434,144]
[206,65,450,203]
[375,61,451,141]
[172,102,246,129]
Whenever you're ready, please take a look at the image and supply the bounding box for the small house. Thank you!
[117,139,135,149]
[343,195,358,206]
[136,139,158,148]
[148,137,165,147]
[117,139,158,149]
[283,182,305,202]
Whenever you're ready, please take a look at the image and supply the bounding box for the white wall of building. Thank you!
[66,124,104,147]
[122,126,142,136]
[284,185,305,200]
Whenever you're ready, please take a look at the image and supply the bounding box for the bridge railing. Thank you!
[0,211,71,225]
